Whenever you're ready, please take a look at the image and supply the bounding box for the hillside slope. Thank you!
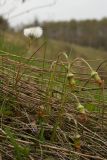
[0,31,107,61]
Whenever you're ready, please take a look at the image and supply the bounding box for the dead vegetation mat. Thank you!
[0,54,107,160]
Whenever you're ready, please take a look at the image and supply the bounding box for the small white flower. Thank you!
[24,26,43,38]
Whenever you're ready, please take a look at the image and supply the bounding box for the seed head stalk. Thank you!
[51,73,81,142]
[70,57,93,72]
[46,52,69,115]
[51,52,70,142]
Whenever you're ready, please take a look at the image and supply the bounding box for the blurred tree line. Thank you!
[0,16,9,39]
[43,18,107,50]
[0,16,9,31]
[1,15,107,50]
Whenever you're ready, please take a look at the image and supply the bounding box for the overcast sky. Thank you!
[0,0,107,28]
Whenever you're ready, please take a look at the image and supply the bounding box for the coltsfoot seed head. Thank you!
[24,26,43,38]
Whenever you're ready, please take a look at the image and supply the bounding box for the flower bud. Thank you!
[37,105,45,118]
[67,73,74,79]
[73,134,81,151]
[91,71,103,86]
[77,104,87,123]
[67,73,76,87]
[77,103,85,114]
[75,134,81,139]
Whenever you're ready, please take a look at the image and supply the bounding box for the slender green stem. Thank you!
[41,41,47,90]
[51,53,72,142]
[45,60,58,114]
[70,92,80,104]
[45,52,68,114]
[51,75,68,142]
[70,57,93,72]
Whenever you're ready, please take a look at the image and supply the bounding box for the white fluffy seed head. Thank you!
[24,26,43,38]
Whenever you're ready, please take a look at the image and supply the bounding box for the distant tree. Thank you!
[42,19,107,50]
[0,16,9,31]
